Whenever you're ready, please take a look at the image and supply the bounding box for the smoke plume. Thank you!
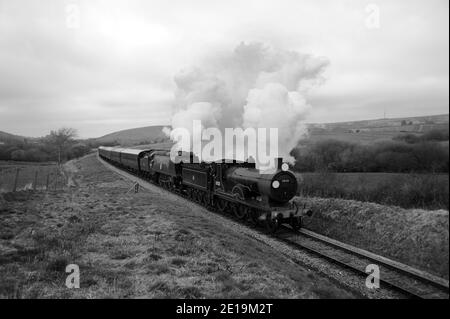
[165,42,329,165]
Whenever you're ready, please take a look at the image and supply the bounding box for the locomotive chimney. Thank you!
[275,158,283,170]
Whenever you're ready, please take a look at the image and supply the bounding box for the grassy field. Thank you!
[0,161,65,193]
[302,126,449,146]
[296,172,449,210]
[0,154,353,299]
[303,114,448,145]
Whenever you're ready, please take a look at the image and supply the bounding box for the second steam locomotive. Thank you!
[98,146,311,232]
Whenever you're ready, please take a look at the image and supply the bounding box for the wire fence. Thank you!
[0,164,68,193]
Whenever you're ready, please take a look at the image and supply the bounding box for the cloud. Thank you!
[0,0,448,137]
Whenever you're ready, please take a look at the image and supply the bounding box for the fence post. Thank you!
[46,173,50,190]
[54,173,58,191]
[33,170,38,191]
[12,168,20,192]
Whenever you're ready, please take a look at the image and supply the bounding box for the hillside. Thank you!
[0,131,26,144]
[95,114,449,147]
[2,113,448,147]
[304,114,449,145]
[310,114,449,129]
[95,125,170,145]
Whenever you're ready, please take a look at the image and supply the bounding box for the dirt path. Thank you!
[0,153,357,298]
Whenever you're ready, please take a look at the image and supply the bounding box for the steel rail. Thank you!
[276,235,425,299]
[295,228,449,293]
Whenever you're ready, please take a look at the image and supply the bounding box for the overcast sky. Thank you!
[0,0,448,138]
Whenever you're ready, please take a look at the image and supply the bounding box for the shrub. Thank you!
[0,130,91,163]
[292,139,449,173]
[422,129,449,142]
[393,134,421,144]
[394,129,449,144]
[68,143,90,159]
[10,149,25,161]
[298,173,449,210]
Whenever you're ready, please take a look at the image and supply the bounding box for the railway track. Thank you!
[98,155,449,299]
[275,227,449,299]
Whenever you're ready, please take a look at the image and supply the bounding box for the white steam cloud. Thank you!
[165,42,329,164]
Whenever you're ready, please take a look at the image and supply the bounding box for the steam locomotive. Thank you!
[98,146,311,232]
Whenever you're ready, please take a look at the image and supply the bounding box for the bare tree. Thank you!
[47,128,77,165]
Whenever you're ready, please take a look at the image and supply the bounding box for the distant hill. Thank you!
[309,114,449,130]
[95,114,449,147]
[0,131,26,144]
[305,114,449,145]
[95,125,170,146]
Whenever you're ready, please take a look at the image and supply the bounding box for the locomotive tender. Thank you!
[98,146,310,232]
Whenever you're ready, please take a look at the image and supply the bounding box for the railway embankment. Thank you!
[296,197,449,279]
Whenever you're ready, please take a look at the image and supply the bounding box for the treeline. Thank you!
[0,142,84,162]
[0,130,168,163]
[0,140,90,163]
[393,128,449,144]
[0,128,116,163]
[292,131,449,173]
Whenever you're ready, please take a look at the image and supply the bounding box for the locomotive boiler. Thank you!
[224,163,298,204]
